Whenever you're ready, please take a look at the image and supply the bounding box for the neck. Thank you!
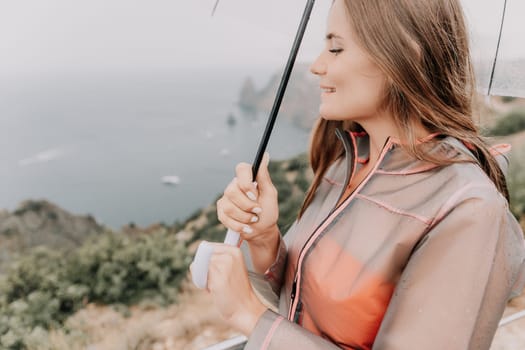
[357,111,430,166]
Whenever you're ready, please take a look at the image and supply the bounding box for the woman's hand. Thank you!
[217,153,280,272]
[205,243,267,335]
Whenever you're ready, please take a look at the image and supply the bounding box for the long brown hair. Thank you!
[299,0,508,217]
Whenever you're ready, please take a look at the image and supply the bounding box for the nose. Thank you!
[310,53,326,76]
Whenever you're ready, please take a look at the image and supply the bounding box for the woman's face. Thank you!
[310,0,387,122]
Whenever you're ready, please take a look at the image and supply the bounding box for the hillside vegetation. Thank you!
[0,155,312,349]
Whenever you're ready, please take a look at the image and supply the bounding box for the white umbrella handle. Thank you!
[191,229,240,289]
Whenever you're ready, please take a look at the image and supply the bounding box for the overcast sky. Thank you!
[0,0,523,78]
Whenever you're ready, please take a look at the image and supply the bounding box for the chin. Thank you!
[320,112,350,121]
[319,105,353,121]
[319,108,337,121]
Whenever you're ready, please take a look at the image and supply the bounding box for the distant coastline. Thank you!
[1,71,311,229]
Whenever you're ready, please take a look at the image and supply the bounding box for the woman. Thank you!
[199,0,525,348]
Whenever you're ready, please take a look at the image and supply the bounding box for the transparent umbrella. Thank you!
[207,0,525,98]
[198,0,525,188]
[201,0,525,202]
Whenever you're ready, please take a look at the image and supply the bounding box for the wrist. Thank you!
[247,226,281,274]
[232,295,267,335]
[247,224,280,249]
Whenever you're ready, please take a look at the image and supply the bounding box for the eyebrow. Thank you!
[325,33,343,40]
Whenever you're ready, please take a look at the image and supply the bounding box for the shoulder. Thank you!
[427,149,508,229]
[392,136,508,223]
[430,164,506,226]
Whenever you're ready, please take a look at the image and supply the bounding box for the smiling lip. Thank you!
[320,86,336,93]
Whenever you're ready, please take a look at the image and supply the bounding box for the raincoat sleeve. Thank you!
[372,195,525,350]
[244,309,344,350]
[248,234,288,305]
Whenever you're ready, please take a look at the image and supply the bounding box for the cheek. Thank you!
[354,77,384,104]
[336,76,386,118]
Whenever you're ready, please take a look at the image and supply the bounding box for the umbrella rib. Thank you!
[487,0,508,96]
[211,0,220,17]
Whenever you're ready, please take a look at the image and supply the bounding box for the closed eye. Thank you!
[329,48,343,55]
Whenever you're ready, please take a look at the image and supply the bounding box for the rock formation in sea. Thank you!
[238,63,320,129]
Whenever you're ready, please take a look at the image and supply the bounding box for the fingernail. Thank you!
[246,191,257,201]
[250,216,259,223]
[252,207,262,214]
[242,225,253,234]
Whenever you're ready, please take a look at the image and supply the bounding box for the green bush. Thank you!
[205,208,220,227]
[508,146,525,219]
[278,196,304,233]
[0,247,80,349]
[193,224,227,243]
[270,164,293,203]
[287,154,309,172]
[0,231,191,349]
[13,202,44,216]
[70,232,190,305]
[489,109,525,136]
[501,96,516,103]
[295,170,311,193]
[186,208,203,222]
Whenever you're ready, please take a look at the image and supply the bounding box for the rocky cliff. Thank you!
[238,63,320,129]
[0,200,106,270]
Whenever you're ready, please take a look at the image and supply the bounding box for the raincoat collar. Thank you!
[336,128,468,176]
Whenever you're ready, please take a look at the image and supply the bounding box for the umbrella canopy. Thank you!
[484,0,525,97]
[462,0,525,97]
[211,0,322,177]
[210,0,525,98]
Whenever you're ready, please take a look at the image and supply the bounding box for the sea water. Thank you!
[0,69,312,229]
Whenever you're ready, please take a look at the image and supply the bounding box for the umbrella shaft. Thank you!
[487,0,508,96]
[251,0,316,180]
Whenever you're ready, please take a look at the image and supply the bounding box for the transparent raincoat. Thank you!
[245,130,525,350]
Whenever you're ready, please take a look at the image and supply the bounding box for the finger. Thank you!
[217,213,256,236]
[223,180,262,213]
[219,198,259,225]
[207,257,228,291]
[255,153,276,196]
[210,252,233,270]
[207,245,247,286]
[235,163,258,199]
[208,248,239,282]
[208,244,246,267]
[208,243,244,258]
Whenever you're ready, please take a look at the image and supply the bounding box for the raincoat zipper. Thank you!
[288,134,394,321]
[289,129,355,309]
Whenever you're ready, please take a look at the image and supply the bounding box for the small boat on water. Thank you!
[18,148,67,166]
[161,175,181,185]
[227,113,237,127]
